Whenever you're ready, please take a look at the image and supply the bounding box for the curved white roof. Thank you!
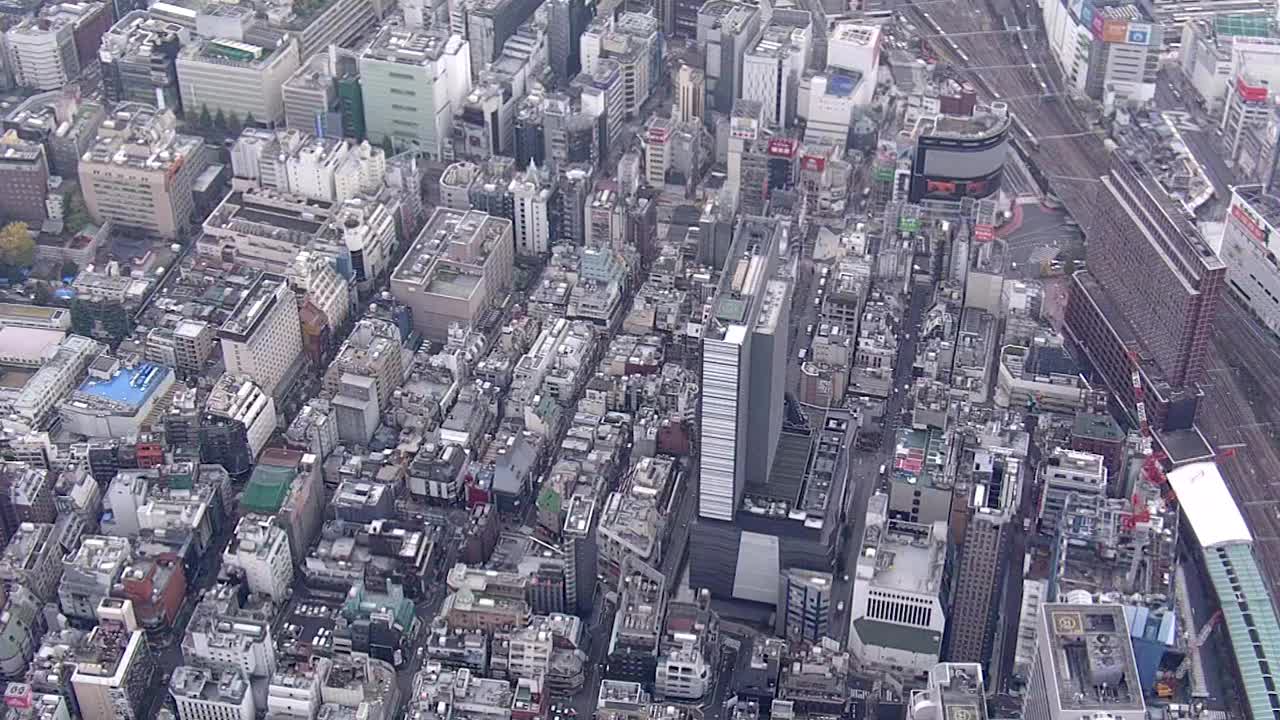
[1166,461,1252,548]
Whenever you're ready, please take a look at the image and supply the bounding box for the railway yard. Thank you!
[906,0,1280,597]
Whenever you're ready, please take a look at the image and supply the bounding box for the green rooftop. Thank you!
[715,296,748,323]
[1072,412,1124,442]
[1205,544,1280,720]
[537,486,562,515]
[853,617,942,655]
[242,463,294,514]
[1216,14,1276,39]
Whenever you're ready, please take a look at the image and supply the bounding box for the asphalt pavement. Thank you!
[831,276,933,644]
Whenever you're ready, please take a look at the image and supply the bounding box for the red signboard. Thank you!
[768,138,797,157]
[1101,19,1128,43]
[647,127,670,143]
[801,155,826,172]
[974,225,995,242]
[927,179,957,194]
[1232,202,1268,243]
[1237,76,1269,103]
[1090,13,1105,39]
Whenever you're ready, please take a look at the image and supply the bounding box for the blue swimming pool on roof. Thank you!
[78,362,168,408]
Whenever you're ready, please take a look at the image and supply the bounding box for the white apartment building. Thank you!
[676,63,705,123]
[183,585,277,678]
[205,374,277,461]
[286,137,386,203]
[655,642,710,700]
[848,493,948,679]
[217,273,303,400]
[70,604,152,720]
[509,165,554,256]
[223,515,294,601]
[324,197,396,286]
[359,26,472,160]
[506,623,553,682]
[171,666,256,720]
[287,251,351,332]
[267,659,329,719]
[5,10,81,90]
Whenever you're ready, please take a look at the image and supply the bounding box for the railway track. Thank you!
[909,0,1280,599]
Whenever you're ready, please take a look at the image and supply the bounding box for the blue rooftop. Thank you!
[77,363,168,409]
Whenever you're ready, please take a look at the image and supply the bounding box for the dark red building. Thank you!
[117,554,186,630]
[1065,157,1225,431]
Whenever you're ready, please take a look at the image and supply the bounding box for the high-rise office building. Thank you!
[697,1,761,115]
[947,447,1021,672]
[1023,603,1146,720]
[464,0,543,80]
[741,11,812,129]
[1064,156,1225,430]
[580,12,663,118]
[359,26,471,160]
[696,215,791,520]
[548,0,591,83]
[676,64,705,124]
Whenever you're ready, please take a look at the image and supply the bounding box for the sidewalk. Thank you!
[997,202,1025,239]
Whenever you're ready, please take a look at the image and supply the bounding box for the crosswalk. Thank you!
[1161,111,1202,133]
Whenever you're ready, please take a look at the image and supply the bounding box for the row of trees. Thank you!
[188,105,258,135]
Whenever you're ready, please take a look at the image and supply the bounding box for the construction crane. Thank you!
[1130,350,1152,457]
[1173,609,1224,682]
[1123,350,1168,530]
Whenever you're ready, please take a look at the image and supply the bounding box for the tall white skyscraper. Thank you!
[697,216,791,521]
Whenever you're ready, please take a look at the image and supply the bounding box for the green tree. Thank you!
[64,193,91,232]
[213,109,227,131]
[243,112,257,129]
[198,104,212,129]
[380,135,395,157]
[31,283,50,305]
[227,112,242,136]
[60,259,79,280]
[0,222,35,269]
